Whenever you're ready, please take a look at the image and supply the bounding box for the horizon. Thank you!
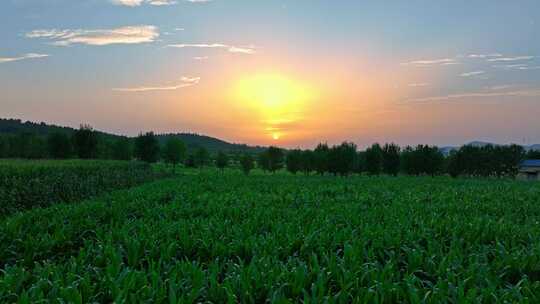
[2,1,540,149]
[3,116,539,150]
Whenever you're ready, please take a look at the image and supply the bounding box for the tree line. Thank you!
[256,142,533,178]
[0,125,537,178]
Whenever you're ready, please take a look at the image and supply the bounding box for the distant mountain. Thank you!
[156,133,264,154]
[439,141,540,156]
[0,118,264,154]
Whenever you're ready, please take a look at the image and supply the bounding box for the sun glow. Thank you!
[233,73,315,140]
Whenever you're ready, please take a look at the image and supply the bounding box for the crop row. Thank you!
[1,172,540,302]
[0,160,166,216]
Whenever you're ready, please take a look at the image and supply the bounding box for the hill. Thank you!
[439,141,540,156]
[0,118,264,154]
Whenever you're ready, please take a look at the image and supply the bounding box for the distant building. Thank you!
[518,160,540,181]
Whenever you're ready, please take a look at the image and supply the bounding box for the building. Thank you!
[518,160,540,181]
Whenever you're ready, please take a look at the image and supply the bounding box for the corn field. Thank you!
[1,170,540,302]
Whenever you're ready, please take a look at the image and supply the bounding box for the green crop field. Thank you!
[1,169,540,303]
[0,160,168,216]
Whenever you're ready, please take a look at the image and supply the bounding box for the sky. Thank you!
[1,0,540,149]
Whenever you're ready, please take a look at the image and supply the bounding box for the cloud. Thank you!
[486,84,519,90]
[493,64,540,70]
[26,25,159,46]
[0,53,49,64]
[401,58,458,67]
[460,71,485,77]
[408,83,429,87]
[112,0,178,6]
[405,89,540,103]
[167,43,256,54]
[487,56,534,62]
[193,56,209,60]
[112,76,200,92]
[467,53,502,59]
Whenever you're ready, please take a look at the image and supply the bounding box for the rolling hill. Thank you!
[0,118,264,154]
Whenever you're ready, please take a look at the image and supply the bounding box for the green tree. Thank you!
[195,147,209,168]
[286,149,303,174]
[258,151,270,172]
[240,153,255,175]
[527,150,540,159]
[300,150,315,175]
[365,143,383,175]
[134,132,160,163]
[382,143,401,176]
[313,143,330,175]
[0,136,7,158]
[327,142,357,176]
[72,125,98,159]
[267,146,285,173]
[112,138,132,161]
[164,138,186,168]
[185,154,196,168]
[47,132,72,159]
[216,151,229,171]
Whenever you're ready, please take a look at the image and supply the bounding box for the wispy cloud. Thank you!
[167,43,256,54]
[404,89,540,103]
[467,53,502,59]
[26,25,159,46]
[460,71,485,77]
[401,58,459,67]
[408,83,429,87]
[0,53,49,64]
[493,64,540,70]
[193,56,209,60]
[112,0,178,6]
[112,76,200,92]
[487,56,534,62]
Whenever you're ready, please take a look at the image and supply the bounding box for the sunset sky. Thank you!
[1,0,540,148]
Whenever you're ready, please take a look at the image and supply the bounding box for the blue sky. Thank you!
[1,0,540,148]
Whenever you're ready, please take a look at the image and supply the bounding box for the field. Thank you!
[0,160,167,216]
[1,169,540,303]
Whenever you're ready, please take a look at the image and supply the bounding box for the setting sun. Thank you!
[232,73,315,141]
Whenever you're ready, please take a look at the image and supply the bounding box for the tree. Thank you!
[267,146,285,173]
[47,132,72,159]
[327,142,357,176]
[0,136,7,158]
[195,147,209,168]
[112,138,132,161]
[527,150,540,159]
[216,151,229,171]
[313,143,330,175]
[365,143,383,175]
[164,138,186,168]
[72,125,98,159]
[300,150,315,175]
[185,154,196,168]
[382,143,401,176]
[257,151,270,172]
[240,153,254,175]
[286,149,303,174]
[134,132,160,163]
[11,133,46,159]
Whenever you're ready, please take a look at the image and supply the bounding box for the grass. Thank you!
[1,169,540,302]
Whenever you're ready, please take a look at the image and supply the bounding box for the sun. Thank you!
[232,73,315,141]
[234,74,309,114]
